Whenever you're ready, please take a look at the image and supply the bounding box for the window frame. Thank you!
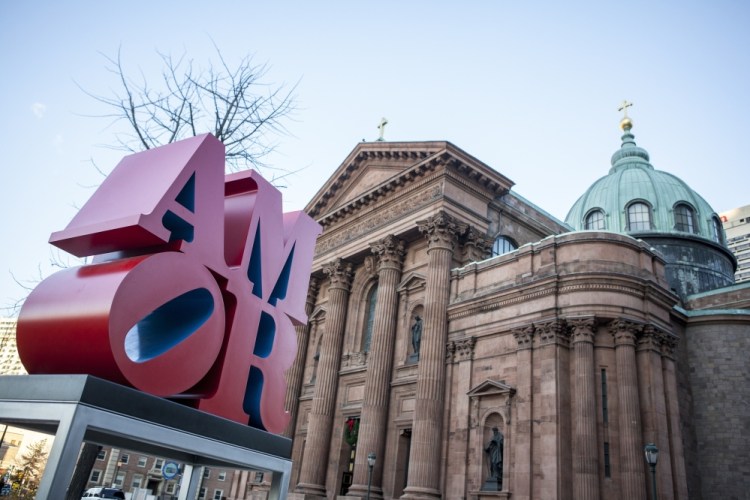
[491,235,518,257]
[361,284,378,353]
[584,209,606,230]
[626,201,653,232]
[673,202,697,233]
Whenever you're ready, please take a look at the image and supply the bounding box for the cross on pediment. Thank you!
[377,117,388,141]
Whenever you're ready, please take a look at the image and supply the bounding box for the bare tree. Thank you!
[84,45,297,179]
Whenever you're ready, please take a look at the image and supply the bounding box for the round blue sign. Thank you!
[162,461,179,479]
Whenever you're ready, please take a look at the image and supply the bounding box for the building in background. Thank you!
[285,115,750,500]
[720,204,750,284]
[82,447,272,500]
[0,319,25,376]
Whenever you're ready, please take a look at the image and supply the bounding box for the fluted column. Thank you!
[570,317,600,500]
[296,259,353,497]
[402,212,466,500]
[511,324,534,500]
[610,319,646,499]
[660,333,688,500]
[348,235,405,498]
[637,326,674,500]
[284,277,320,438]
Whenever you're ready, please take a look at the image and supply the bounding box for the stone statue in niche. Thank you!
[411,315,423,355]
[482,427,504,491]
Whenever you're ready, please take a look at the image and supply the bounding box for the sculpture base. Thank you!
[481,477,503,491]
[469,490,511,500]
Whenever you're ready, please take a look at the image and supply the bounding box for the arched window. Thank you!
[711,216,724,244]
[627,201,652,231]
[491,236,518,257]
[673,203,696,233]
[584,209,606,230]
[362,285,378,352]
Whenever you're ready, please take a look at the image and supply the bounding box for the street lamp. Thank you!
[644,443,658,500]
[366,452,376,500]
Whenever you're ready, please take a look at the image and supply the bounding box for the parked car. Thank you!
[81,487,125,499]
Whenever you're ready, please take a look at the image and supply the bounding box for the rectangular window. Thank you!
[96,449,106,461]
[137,456,147,467]
[198,487,206,499]
[218,471,226,481]
[254,471,264,483]
[154,458,164,470]
[604,442,611,478]
[90,470,101,483]
[601,369,609,424]
[114,472,125,487]
[131,474,143,488]
[119,453,129,465]
[203,468,211,479]
[166,483,176,494]
[213,490,224,500]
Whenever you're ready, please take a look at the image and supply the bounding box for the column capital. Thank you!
[462,226,492,262]
[637,324,662,353]
[609,318,642,347]
[451,336,476,363]
[370,234,406,271]
[569,316,597,344]
[659,331,679,360]
[306,277,320,306]
[535,319,569,347]
[512,325,535,350]
[322,258,353,291]
[417,211,467,252]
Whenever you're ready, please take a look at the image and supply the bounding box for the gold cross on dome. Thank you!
[377,117,388,141]
[618,100,633,118]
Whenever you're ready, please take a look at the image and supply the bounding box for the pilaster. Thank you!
[569,317,600,500]
[610,319,646,499]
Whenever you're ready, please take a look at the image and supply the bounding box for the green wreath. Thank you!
[344,417,359,446]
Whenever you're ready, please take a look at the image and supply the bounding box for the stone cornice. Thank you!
[313,183,442,257]
[448,280,558,321]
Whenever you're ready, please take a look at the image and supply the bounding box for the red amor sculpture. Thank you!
[16,134,321,434]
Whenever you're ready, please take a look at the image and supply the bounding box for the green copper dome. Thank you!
[565,119,726,246]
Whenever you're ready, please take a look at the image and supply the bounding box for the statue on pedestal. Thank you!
[483,427,504,491]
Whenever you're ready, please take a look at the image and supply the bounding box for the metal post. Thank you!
[649,463,657,500]
[366,452,376,500]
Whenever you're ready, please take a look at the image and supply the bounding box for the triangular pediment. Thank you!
[397,272,427,293]
[467,379,516,398]
[305,141,446,218]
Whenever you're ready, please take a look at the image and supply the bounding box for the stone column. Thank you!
[535,319,571,500]
[570,317,600,500]
[284,278,320,438]
[610,319,646,499]
[512,325,535,500]
[295,259,353,497]
[402,212,466,500]
[637,325,673,500]
[348,235,405,499]
[660,332,688,500]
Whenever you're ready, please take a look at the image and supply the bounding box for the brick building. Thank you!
[284,116,750,499]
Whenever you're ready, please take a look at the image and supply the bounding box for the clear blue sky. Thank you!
[1,1,749,310]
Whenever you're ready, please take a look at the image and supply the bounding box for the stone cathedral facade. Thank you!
[283,120,750,500]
